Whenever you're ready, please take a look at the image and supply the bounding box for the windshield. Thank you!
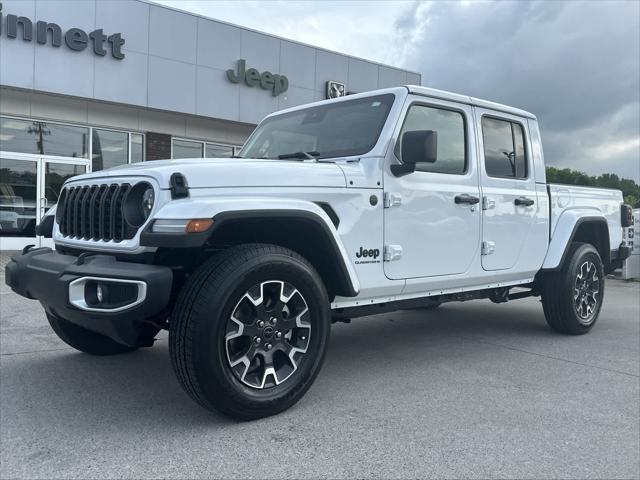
[239,94,395,160]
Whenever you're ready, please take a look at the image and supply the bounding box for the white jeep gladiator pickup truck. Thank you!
[6,86,633,420]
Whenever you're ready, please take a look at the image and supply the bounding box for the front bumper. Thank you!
[5,248,173,346]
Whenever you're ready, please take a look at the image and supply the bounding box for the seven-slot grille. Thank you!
[58,183,136,242]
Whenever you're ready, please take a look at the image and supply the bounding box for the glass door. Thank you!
[0,154,87,251]
[0,156,38,251]
[39,157,88,248]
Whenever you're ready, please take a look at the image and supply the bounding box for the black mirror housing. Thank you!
[401,130,438,165]
[391,130,438,177]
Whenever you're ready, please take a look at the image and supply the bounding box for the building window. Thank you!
[206,143,235,158]
[131,133,144,163]
[172,138,239,159]
[92,129,129,171]
[397,105,467,175]
[482,117,527,179]
[0,117,89,158]
[172,139,203,159]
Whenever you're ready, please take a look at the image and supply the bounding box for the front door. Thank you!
[383,99,481,280]
[0,154,87,250]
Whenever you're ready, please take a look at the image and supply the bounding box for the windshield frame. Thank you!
[238,93,398,161]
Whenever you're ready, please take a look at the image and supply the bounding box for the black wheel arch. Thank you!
[206,210,358,299]
[544,216,611,272]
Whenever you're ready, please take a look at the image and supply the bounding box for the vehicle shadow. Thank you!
[12,300,553,430]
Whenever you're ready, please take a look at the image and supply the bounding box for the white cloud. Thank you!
[153,0,416,68]
[154,0,640,181]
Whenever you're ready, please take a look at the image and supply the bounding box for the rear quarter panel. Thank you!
[545,184,623,267]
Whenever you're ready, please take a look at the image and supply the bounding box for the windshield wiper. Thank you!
[277,151,320,160]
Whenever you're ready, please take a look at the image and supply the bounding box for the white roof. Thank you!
[267,85,537,121]
[407,85,536,119]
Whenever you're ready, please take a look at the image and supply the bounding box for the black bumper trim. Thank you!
[617,245,632,262]
[5,248,173,346]
[606,244,633,273]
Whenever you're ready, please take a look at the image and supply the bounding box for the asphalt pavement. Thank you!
[1,266,638,479]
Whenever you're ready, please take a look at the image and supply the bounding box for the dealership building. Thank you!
[0,0,421,251]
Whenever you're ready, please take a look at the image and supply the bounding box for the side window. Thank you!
[482,117,527,178]
[397,104,466,174]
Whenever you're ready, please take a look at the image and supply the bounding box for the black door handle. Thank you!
[514,197,535,206]
[454,194,480,205]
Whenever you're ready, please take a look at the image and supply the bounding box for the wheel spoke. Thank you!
[225,279,311,390]
[574,260,601,323]
[228,343,259,384]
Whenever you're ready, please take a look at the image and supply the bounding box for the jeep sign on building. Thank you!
[0,0,420,252]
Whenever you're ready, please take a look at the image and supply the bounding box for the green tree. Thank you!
[545,167,640,208]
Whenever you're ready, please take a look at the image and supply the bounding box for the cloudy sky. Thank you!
[157,0,640,182]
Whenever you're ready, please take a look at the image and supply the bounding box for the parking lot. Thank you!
[1,263,638,479]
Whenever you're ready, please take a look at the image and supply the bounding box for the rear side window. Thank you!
[482,117,527,178]
[397,104,467,174]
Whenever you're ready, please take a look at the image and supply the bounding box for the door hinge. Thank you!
[482,196,495,210]
[481,241,495,255]
[384,244,403,261]
[383,192,402,208]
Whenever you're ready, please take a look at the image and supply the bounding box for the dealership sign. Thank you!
[0,2,125,59]
[226,59,288,96]
[326,81,346,99]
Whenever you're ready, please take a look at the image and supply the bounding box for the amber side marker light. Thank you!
[186,218,214,233]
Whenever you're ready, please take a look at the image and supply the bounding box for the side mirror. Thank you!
[391,130,438,177]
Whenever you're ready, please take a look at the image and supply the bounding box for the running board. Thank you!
[332,286,538,320]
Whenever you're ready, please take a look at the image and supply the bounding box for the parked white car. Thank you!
[6,86,634,419]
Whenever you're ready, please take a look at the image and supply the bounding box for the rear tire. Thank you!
[170,244,331,420]
[541,242,605,335]
[46,313,148,355]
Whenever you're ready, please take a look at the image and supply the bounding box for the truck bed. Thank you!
[548,183,623,250]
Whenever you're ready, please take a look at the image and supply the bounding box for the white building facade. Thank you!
[0,0,420,251]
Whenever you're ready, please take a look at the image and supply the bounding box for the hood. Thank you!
[69,158,347,189]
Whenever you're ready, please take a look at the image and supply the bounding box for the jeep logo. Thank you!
[226,59,289,97]
[356,247,380,259]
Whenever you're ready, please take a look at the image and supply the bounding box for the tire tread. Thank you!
[541,242,604,335]
[169,243,329,420]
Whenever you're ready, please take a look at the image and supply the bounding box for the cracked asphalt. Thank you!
[1,265,638,479]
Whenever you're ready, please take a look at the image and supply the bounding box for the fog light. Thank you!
[70,277,147,312]
[96,284,104,303]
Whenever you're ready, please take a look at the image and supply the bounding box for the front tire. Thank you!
[541,242,605,335]
[170,244,331,420]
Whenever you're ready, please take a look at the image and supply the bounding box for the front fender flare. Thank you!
[142,197,360,296]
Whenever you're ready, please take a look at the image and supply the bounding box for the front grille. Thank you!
[58,183,136,242]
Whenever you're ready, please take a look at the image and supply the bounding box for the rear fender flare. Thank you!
[542,210,610,270]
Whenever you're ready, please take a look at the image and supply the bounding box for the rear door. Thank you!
[383,98,481,280]
[475,109,538,271]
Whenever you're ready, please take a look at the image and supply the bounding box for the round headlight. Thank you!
[142,187,154,219]
[123,182,154,228]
